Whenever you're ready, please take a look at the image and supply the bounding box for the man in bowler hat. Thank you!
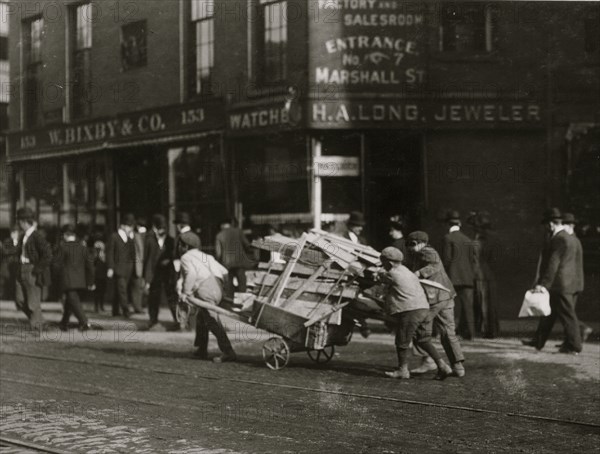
[335,211,368,245]
[442,210,478,340]
[143,214,176,330]
[523,209,584,353]
[15,207,52,328]
[106,213,137,318]
[54,224,95,331]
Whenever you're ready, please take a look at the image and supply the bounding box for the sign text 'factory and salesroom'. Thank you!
[310,0,427,92]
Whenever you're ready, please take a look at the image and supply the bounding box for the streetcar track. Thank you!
[2,350,599,430]
[0,436,71,453]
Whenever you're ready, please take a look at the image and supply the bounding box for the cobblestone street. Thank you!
[1,302,598,453]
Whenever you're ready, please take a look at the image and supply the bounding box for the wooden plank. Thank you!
[270,233,308,307]
[304,302,350,327]
[310,228,380,257]
[186,296,249,323]
[248,273,359,299]
[306,233,356,267]
[257,261,345,279]
[322,238,381,265]
[280,260,332,309]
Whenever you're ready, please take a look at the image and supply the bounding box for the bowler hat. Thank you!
[348,211,366,227]
[16,207,35,222]
[407,231,429,244]
[180,231,201,249]
[152,214,167,229]
[445,210,461,222]
[121,213,136,227]
[562,212,577,225]
[173,212,191,225]
[476,211,492,229]
[541,207,562,223]
[381,247,404,263]
[62,224,76,235]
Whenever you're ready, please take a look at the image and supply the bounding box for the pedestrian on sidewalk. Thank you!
[178,231,237,363]
[215,218,253,295]
[442,210,478,340]
[143,214,176,330]
[562,213,592,343]
[523,209,584,354]
[92,238,107,313]
[131,217,147,314]
[379,247,452,380]
[388,215,407,256]
[54,225,95,331]
[106,214,136,318]
[2,225,21,303]
[471,211,500,339]
[405,231,466,378]
[15,208,52,329]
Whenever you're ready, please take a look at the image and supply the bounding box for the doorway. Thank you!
[114,146,166,225]
[365,132,422,250]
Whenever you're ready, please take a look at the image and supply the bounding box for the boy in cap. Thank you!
[405,231,466,377]
[178,231,237,362]
[55,225,95,331]
[379,247,452,379]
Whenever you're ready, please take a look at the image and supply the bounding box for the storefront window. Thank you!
[235,136,308,217]
[173,139,227,250]
[321,133,362,214]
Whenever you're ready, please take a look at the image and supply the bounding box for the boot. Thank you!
[410,356,437,375]
[385,367,410,379]
[452,361,466,378]
[434,359,453,380]
[213,350,237,363]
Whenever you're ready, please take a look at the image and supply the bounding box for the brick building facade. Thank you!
[4,1,600,318]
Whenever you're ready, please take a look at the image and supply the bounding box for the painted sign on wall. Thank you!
[309,0,427,92]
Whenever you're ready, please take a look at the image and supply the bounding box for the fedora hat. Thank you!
[562,212,577,225]
[541,207,562,223]
[348,211,366,227]
[62,224,76,235]
[173,212,191,225]
[16,207,35,222]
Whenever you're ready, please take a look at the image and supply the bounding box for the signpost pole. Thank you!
[312,137,322,230]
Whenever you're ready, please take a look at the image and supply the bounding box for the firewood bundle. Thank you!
[242,230,383,327]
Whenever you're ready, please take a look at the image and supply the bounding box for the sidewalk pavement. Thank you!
[1,299,597,342]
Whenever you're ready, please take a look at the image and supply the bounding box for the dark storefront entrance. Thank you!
[365,132,422,250]
[114,146,167,225]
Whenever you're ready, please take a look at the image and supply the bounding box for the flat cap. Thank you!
[407,231,429,244]
[381,247,404,263]
[179,231,201,249]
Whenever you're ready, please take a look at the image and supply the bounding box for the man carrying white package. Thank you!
[178,231,237,363]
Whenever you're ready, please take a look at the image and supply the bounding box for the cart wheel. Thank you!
[307,345,335,364]
[262,337,290,370]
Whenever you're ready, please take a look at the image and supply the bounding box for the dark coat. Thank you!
[215,227,253,269]
[390,237,407,256]
[538,230,582,294]
[106,232,135,278]
[143,232,174,285]
[405,245,456,304]
[18,230,52,287]
[54,241,95,290]
[573,235,584,293]
[442,230,478,287]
